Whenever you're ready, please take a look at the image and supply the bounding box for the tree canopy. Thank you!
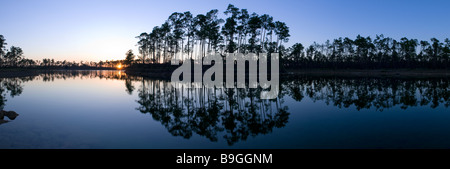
[283,35,449,69]
[135,4,290,64]
[134,4,448,70]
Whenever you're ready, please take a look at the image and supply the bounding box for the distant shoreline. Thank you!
[0,68,116,78]
[125,68,449,79]
[0,67,448,79]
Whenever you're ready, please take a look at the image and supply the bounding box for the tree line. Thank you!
[284,35,450,69]
[135,4,448,70]
[0,34,130,69]
[135,4,290,64]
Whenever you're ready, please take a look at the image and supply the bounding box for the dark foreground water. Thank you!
[0,70,448,149]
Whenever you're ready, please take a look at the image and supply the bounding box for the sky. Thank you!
[0,0,449,62]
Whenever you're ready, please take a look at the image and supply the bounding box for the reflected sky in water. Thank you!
[0,70,448,149]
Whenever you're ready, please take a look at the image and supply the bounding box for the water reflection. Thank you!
[1,71,128,109]
[282,77,449,111]
[0,77,26,109]
[131,76,448,145]
[135,79,289,145]
[0,77,26,124]
[0,70,448,146]
[36,70,128,81]
[20,71,290,145]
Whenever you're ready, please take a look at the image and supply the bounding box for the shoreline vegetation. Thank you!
[1,4,448,79]
[0,66,448,79]
[0,67,115,78]
[124,65,449,79]
[125,3,449,78]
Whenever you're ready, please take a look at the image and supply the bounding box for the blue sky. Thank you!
[0,0,449,62]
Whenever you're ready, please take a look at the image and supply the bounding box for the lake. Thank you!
[0,70,448,149]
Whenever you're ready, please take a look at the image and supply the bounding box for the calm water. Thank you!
[0,70,449,149]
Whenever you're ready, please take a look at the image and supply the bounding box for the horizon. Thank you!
[1,0,449,62]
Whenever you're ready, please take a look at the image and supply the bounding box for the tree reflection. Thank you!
[133,75,448,145]
[0,77,27,110]
[1,70,448,144]
[0,77,26,124]
[125,79,135,95]
[34,70,128,82]
[135,79,290,145]
[282,76,449,111]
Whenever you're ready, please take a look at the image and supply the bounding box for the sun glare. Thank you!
[117,64,122,69]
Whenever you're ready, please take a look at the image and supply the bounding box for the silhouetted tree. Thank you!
[222,4,240,53]
[0,35,6,64]
[4,46,23,67]
[285,43,304,66]
[134,4,290,64]
[124,49,135,66]
[136,33,149,64]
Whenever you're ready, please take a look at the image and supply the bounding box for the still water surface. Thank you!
[0,70,448,148]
